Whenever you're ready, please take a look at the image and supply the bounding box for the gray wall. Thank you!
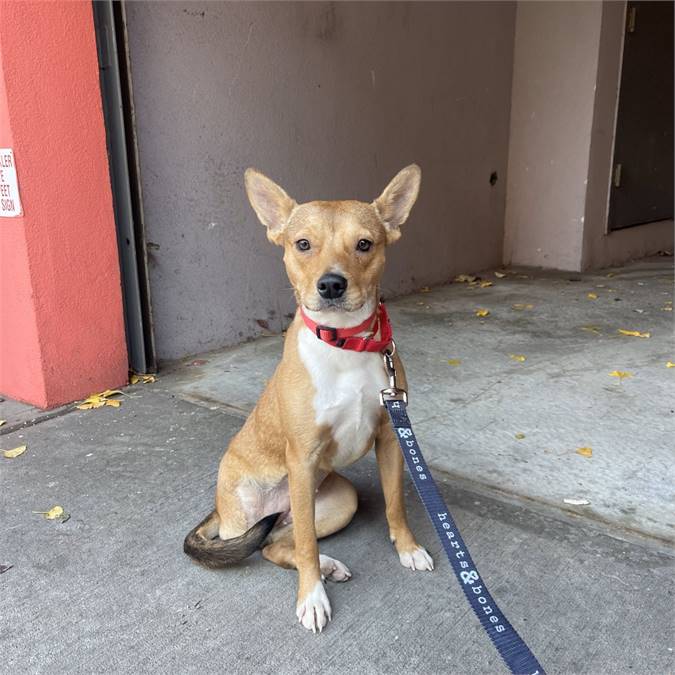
[503,1,603,272]
[125,1,516,360]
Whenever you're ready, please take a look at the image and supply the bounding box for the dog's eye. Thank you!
[356,239,372,252]
[296,239,311,252]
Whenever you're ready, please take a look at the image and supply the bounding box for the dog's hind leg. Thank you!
[262,471,356,581]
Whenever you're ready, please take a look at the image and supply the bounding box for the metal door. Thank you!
[609,1,674,230]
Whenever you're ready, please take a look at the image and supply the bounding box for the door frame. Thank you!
[92,0,156,372]
[580,0,674,269]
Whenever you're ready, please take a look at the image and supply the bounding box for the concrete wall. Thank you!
[504,1,603,271]
[0,2,127,408]
[125,1,516,360]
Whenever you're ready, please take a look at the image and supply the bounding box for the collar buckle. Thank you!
[316,325,338,342]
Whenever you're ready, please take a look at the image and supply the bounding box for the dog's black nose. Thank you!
[317,273,347,300]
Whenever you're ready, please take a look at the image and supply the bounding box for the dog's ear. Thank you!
[245,169,297,245]
[373,164,421,244]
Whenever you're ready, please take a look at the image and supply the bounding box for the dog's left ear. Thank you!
[373,164,421,244]
[245,168,297,245]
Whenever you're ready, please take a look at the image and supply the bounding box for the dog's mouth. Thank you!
[304,297,365,313]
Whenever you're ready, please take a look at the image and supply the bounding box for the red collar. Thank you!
[299,302,393,353]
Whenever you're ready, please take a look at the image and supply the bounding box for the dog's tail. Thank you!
[183,511,281,568]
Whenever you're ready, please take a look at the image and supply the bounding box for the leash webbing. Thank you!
[383,399,545,675]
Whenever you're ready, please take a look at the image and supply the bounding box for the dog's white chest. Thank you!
[298,329,388,468]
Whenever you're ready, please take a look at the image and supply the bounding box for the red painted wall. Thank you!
[0,2,128,408]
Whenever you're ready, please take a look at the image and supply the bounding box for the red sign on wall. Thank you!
[0,149,23,217]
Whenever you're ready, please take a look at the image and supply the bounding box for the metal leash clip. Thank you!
[379,341,408,406]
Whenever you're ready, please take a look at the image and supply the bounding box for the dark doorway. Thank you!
[609,1,674,231]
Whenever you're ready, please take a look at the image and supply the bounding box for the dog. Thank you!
[184,164,433,633]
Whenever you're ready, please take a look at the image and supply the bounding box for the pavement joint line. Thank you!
[427,464,675,556]
[0,403,77,437]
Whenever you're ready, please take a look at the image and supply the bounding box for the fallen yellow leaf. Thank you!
[662,306,673,312]
[76,389,124,410]
[130,373,156,384]
[99,389,123,398]
[576,447,593,458]
[475,308,490,317]
[76,400,104,410]
[479,280,493,288]
[420,286,431,293]
[510,354,526,362]
[609,370,633,381]
[666,362,675,368]
[511,303,534,311]
[0,420,5,427]
[587,292,598,300]
[455,274,478,283]
[515,433,526,440]
[581,325,601,335]
[3,445,26,459]
[447,359,461,366]
[606,272,615,278]
[494,271,507,278]
[33,505,68,521]
[618,329,650,339]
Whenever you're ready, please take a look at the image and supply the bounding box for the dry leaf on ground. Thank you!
[455,274,478,283]
[76,389,124,410]
[666,362,675,369]
[511,303,534,311]
[515,433,526,440]
[587,292,598,300]
[33,505,70,522]
[3,445,26,459]
[609,370,633,381]
[475,308,490,317]
[419,286,431,293]
[0,420,5,427]
[509,354,526,362]
[494,271,507,278]
[447,359,461,366]
[618,329,651,339]
[479,280,493,288]
[576,447,593,458]
[130,373,156,385]
[581,325,602,335]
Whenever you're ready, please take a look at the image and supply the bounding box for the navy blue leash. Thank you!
[380,350,545,675]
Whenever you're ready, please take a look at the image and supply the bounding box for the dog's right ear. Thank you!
[245,169,297,245]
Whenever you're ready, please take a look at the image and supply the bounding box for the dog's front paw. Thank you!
[398,545,434,572]
[319,554,352,582]
[296,581,332,633]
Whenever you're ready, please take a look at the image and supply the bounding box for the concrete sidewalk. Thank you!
[1,390,673,674]
[1,259,673,674]
[166,258,675,544]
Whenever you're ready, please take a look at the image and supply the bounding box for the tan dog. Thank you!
[184,164,433,632]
